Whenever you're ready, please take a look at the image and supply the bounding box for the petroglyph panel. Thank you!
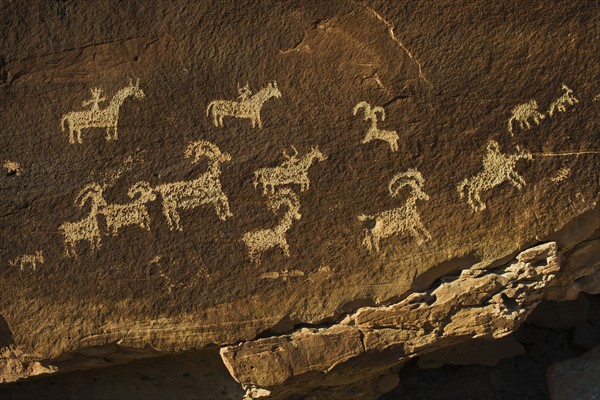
[206,81,281,128]
[9,251,44,271]
[457,140,532,212]
[358,169,431,253]
[60,79,144,144]
[353,101,399,152]
[242,188,301,264]
[253,146,326,195]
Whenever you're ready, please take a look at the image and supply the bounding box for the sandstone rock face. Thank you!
[0,1,599,398]
[547,345,600,400]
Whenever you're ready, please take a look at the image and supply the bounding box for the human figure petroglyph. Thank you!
[206,81,281,128]
[10,250,44,271]
[358,169,431,253]
[60,78,145,144]
[548,84,578,117]
[101,181,157,235]
[154,140,232,231]
[352,101,399,152]
[242,188,301,264]
[59,183,107,257]
[507,100,545,136]
[253,146,326,195]
[457,140,532,212]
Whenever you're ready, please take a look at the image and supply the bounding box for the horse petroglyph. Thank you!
[60,78,145,144]
[548,84,578,117]
[352,101,399,152]
[253,146,326,195]
[155,140,232,231]
[59,183,106,257]
[242,188,301,264]
[10,251,44,271]
[358,169,431,253]
[102,181,156,236]
[206,81,281,128]
[507,100,545,136]
[457,140,532,212]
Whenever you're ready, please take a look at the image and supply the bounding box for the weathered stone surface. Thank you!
[547,345,600,400]
[0,0,599,398]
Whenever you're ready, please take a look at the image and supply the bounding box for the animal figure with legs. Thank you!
[548,84,579,117]
[507,100,545,136]
[353,101,399,152]
[155,140,232,231]
[359,169,432,253]
[253,146,326,195]
[206,81,281,128]
[101,181,157,235]
[457,140,532,212]
[59,183,107,257]
[60,78,145,144]
[242,188,301,264]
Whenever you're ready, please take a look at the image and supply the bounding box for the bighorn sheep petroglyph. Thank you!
[352,101,399,152]
[253,146,326,195]
[154,140,232,231]
[242,188,301,264]
[457,140,532,212]
[60,78,145,144]
[548,84,578,117]
[59,183,107,257]
[206,81,281,128]
[507,99,545,136]
[10,250,45,271]
[101,181,157,235]
[358,169,431,253]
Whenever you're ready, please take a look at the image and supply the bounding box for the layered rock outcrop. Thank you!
[1,0,598,398]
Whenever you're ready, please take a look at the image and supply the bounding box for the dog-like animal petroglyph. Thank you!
[10,250,45,271]
[101,181,156,235]
[60,79,145,144]
[353,101,399,152]
[507,100,545,136]
[206,81,281,128]
[548,84,578,117]
[457,140,532,212]
[242,188,301,264]
[253,146,326,195]
[358,169,431,253]
[155,140,232,231]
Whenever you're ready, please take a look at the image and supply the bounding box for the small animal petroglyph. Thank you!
[101,181,156,235]
[155,140,232,231]
[260,269,305,281]
[206,81,281,128]
[550,167,571,183]
[358,169,431,253]
[59,183,107,257]
[457,140,532,212]
[242,188,301,264]
[60,78,145,144]
[352,101,399,152]
[548,84,578,117]
[593,93,600,102]
[507,100,545,136]
[253,146,326,195]
[10,250,44,271]
[3,160,21,176]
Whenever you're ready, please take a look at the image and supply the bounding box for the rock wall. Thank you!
[1,0,599,398]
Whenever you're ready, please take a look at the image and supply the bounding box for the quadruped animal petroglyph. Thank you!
[206,81,281,128]
[242,188,301,264]
[548,84,578,117]
[60,78,145,144]
[352,101,399,152]
[253,146,326,195]
[102,181,156,236]
[359,169,431,253]
[10,251,45,271]
[457,140,532,212]
[507,100,545,136]
[155,140,232,231]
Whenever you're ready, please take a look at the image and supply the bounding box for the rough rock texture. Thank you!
[1,0,599,398]
[547,345,600,400]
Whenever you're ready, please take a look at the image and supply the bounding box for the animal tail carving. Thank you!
[60,115,68,132]
[357,214,373,222]
[206,101,216,117]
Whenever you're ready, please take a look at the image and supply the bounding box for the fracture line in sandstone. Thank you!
[206,81,281,128]
[353,101,399,152]
[358,168,431,253]
[60,78,145,144]
[457,140,532,212]
[253,146,326,195]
